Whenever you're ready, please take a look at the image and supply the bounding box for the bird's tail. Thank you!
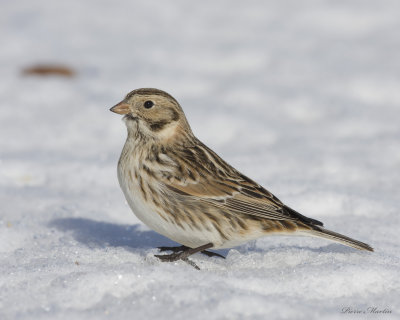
[306,226,374,252]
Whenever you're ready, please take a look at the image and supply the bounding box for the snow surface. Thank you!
[1,0,399,319]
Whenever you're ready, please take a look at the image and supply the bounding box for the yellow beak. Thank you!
[110,102,131,115]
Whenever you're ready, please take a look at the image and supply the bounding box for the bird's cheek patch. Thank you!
[149,120,170,132]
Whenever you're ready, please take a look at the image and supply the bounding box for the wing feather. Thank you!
[158,142,323,226]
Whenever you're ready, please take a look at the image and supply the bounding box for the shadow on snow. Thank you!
[48,217,177,251]
[48,217,229,256]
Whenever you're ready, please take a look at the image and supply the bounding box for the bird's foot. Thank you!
[157,245,188,253]
[157,245,225,259]
[155,251,200,270]
[155,243,216,270]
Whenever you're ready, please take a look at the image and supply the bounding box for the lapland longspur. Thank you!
[111,88,373,269]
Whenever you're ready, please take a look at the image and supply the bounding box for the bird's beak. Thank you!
[110,101,131,115]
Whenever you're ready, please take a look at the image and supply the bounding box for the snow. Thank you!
[1,0,399,319]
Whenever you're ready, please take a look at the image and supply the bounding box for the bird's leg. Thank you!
[155,243,214,269]
[157,245,189,253]
[157,244,225,259]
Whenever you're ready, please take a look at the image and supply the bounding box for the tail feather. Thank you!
[307,226,374,252]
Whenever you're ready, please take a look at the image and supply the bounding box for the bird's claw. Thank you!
[155,252,200,270]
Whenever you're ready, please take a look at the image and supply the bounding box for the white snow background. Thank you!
[1,0,399,319]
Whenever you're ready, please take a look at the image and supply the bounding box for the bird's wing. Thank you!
[160,142,323,226]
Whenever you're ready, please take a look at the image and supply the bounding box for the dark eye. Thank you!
[144,101,154,109]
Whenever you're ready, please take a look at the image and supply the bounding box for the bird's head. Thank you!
[110,88,193,143]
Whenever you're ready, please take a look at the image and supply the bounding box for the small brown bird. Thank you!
[111,88,373,269]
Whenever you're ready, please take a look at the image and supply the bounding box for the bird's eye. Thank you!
[144,101,154,109]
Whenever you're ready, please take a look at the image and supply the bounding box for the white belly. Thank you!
[117,164,226,248]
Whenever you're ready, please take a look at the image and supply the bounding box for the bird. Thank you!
[110,88,373,269]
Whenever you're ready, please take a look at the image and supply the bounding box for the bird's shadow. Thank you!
[48,217,229,256]
[48,217,177,252]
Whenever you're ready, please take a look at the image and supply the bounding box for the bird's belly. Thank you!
[117,168,222,248]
